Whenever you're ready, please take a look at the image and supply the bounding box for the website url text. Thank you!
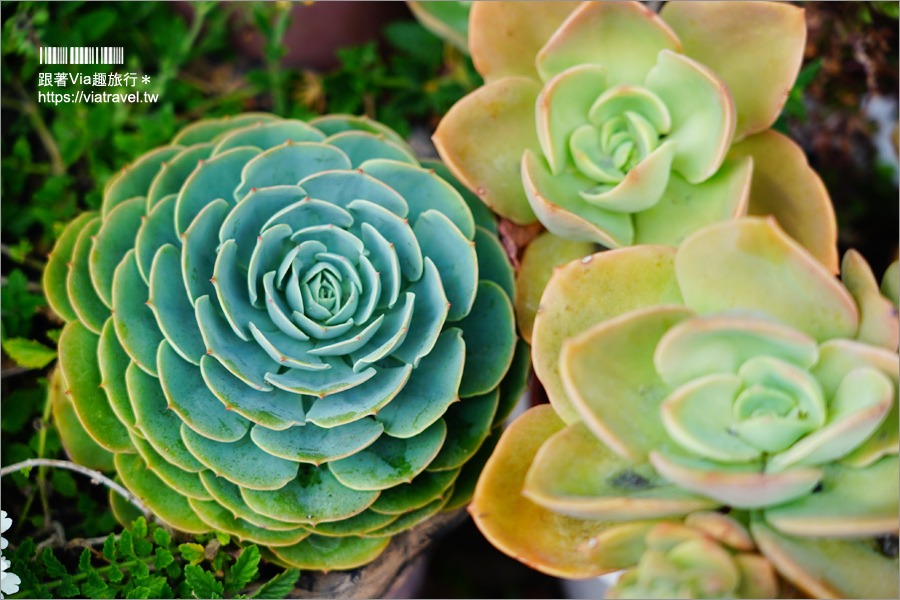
[38,90,159,105]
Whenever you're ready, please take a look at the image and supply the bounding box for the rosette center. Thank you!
[570,85,671,186]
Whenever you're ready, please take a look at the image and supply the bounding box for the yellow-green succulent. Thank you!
[471,218,899,599]
[609,514,777,600]
[435,1,834,262]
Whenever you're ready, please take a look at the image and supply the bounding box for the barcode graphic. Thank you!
[40,47,124,65]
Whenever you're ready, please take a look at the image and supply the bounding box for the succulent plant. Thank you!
[44,113,528,570]
[471,218,899,598]
[407,1,472,54]
[434,1,840,341]
[608,513,777,599]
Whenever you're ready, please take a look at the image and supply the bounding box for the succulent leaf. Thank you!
[407,1,472,54]
[188,499,310,547]
[270,534,391,571]
[428,388,499,471]
[764,457,899,538]
[470,404,656,578]
[523,422,718,520]
[43,212,96,322]
[67,217,110,333]
[561,305,693,460]
[515,232,594,344]
[660,1,806,141]
[102,146,182,217]
[728,130,839,274]
[113,250,165,375]
[535,1,681,86]
[97,318,139,430]
[50,367,116,471]
[115,453,209,534]
[147,143,214,208]
[58,321,132,452]
[532,245,682,423]
[432,77,543,224]
[675,218,858,342]
[751,520,899,599]
[371,467,460,515]
[130,434,212,501]
[841,249,900,350]
[211,119,324,155]
[171,113,279,145]
[468,1,581,82]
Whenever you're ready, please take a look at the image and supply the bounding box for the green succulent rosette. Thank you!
[44,113,527,570]
[608,514,777,600]
[407,1,472,54]
[435,1,840,342]
[470,218,899,598]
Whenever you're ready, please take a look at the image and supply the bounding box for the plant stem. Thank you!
[152,1,211,106]
[0,244,47,270]
[12,395,58,532]
[36,393,55,528]
[41,556,156,590]
[10,79,65,176]
[265,6,292,116]
[0,459,150,517]
[0,274,43,293]
[1,365,32,379]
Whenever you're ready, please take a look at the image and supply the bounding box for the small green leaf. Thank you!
[126,587,151,600]
[251,569,300,599]
[154,547,174,569]
[152,527,171,547]
[1,337,57,369]
[229,545,260,591]
[132,559,150,579]
[107,563,124,583]
[51,468,78,497]
[214,531,231,546]
[102,533,117,561]
[873,1,899,18]
[132,517,148,538]
[77,547,94,575]
[139,576,168,598]
[118,529,135,558]
[184,564,225,599]
[81,565,109,598]
[134,536,153,558]
[212,551,227,575]
[794,57,822,90]
[6,239,33,264]
[166,561,182,579]
[42,547,67,578]
[179,542,206,565]
[58,575,80,597]
[1,269,46,338]
[1,387,41,433]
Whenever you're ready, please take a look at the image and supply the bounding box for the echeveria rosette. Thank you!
[609,514,777,600]
[471,218,899,598]
[43,113,525,571]
[407,1,472,54]
[434,1,838,269]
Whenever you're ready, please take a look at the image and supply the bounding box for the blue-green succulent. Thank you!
[44,113,526,570]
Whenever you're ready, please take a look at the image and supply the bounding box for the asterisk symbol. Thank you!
[142,74,151,84]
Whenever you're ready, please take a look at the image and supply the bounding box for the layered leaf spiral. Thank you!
[44,113,526,570]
